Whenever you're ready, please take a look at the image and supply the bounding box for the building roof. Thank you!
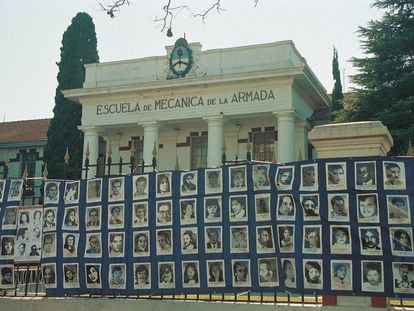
[0,119,50,144]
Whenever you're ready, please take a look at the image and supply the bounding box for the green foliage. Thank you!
[331,47,344,114]
[44,13,99,178]
[339,0,414,155]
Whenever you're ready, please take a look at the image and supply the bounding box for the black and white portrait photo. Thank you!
[181,228,198,254]
[134,263,151,289]
[63,233,79,258]
[85,233,102,257]
[331,260,352,291]
[278,225,295,253]
[108,177,125,202]
[62,206,79,230]
[393,262,414,293]
[63,263,79,289]
[357,194,379,223]
[156,172,172,197]
[232,259,251,287]
[327,194,349,222]
[276,166,294,190]
[359,227,383,256]
[387,195,411,224]
[42,264,56,288]
[109,232,124,257]
[44,181,60,204]
[355,161,376,190]
[303,225,322,254]
[300,194,320,220]
[43,207,57,231]
[2,206,17,230]
[42,232,56,258]
[229,195,248,221]
[133,202,148,227]
[180,171,198,195]
[205,227,222,253]
[132,175,149,199]
[86,178,102,203]
[205,168,222,194]
[108,204,124,229]
[156,229,173,255]
[156,200,172,226]
[0,265,14,288]
[230,226,249,253]
[158,262,175,289]
[300,163,318,191]
[255,194,270,221]
[326,162,347,190]
[256,226,275,253]
[383,161,406,190]
[258,258,279,287]
[361,261,384,292]
[64,180,80,204]
[282,258,296,288]
[390,227,413,256]
[207,260,225,287]
[0,236,15,259]
[133,231,150,256]
[277,194,295,220]
[180,199,197,225]
[182,261,200,288]
[330,225,352,254]
[204,197,222,223]
[86,206,101,230]
[109,264,126,289]
[303,260,323,289]
[253,165,270,190]
[229,166,247,192]
[8,179,23,201]
[85,264,101,289]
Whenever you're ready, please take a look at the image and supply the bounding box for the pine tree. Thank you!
[44,13,99,178]
[331,47,344,114]
[337,0,414,154]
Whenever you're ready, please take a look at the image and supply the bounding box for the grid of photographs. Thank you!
[0,158,412,295]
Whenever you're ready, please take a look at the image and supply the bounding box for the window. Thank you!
[133,140,144,165]
[252,131,275,162]
[190,136,208,169]
[20,151,36,196]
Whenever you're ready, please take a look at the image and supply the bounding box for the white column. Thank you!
[295,121,308,161]
[141,122,159,169]
[275,111,295,163]
[204,116,224,168]
[80,126,99,178]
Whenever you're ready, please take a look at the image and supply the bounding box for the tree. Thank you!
[44,13,99,178]
[331,47,344,114]
[337,0,414,155]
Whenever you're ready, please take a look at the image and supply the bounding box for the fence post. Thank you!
[152,142,157,172]
[3,158,9,178]
[64,147,70,179]
[246,140,252,162]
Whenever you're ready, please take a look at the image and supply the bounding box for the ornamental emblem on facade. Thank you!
[169,38,193,78]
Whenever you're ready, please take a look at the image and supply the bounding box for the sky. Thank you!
[0,0,384,122]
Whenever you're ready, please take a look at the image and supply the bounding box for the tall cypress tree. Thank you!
[337,0,413,155]
[44,13,99,178]
[331,47,344,114]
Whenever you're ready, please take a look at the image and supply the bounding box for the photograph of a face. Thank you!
[85,233,102,257]
[0,265,14,289]
[326,162,347,190]
[255,194,270,221]
[181,227,198,255]
[108,204,124,229]
[387,195,411,224]
[44,181,60,204]
[133,175,149,199]
[133,202,148,227]
[182,261,200,288]
[327,193,349,222]
[383,161,406,190]
[232,259,251,287]
[86,178,102,203]
[156,172,172,197]
[205,227,222,253]
[85,264,101,289]
[207,260,225,287]
[204,197,222,223]
[229,166,247,192]
[393,262,414,293]
[275,166,294,190]
[253,165,270,190]
[282,258,296,288]
[108,177,125,202]
[330,225,352,254]
[277,194,295,220]
[180,199,197,225]
[278,225,295,253]
[180,171,198,196]
[303,259,323,289]
[158,262,175,289]
[357,194,379,223]
[134,263,151,289]
[355,161,377,190]
[133,231,150,257]
[390,227,413,256]
[331,260,352,291]
[205,169,222,194]
[229,195,248,222]
[359,227,383,256]
[86,206,101,230]
[258,258,279,287]
[300,163,318,191]
[361,261,384,292]
[64,180,80,204]
[256,226,275,253]
[109,264,126,289]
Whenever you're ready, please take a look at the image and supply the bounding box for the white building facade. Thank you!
[64,39,330,174]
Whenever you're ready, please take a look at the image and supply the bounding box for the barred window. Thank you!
[190,136,208,169]
[252,131,275,162]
